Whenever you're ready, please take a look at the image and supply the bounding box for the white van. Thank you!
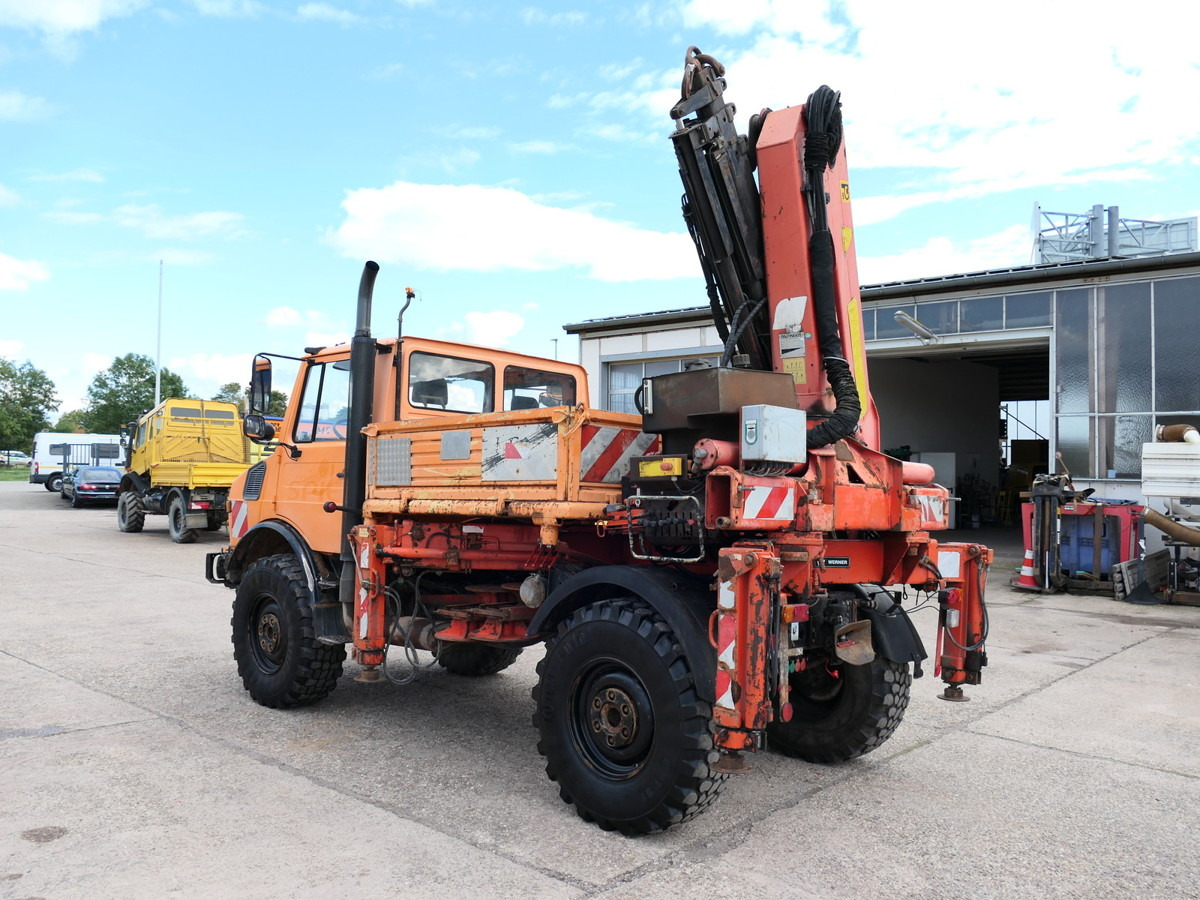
[30,432,123,492]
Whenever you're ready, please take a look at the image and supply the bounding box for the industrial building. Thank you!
[565,249,1200,539]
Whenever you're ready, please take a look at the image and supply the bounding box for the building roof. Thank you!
[563,251,1200,333]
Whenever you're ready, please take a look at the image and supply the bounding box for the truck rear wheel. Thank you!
[45,474,62,492]
[232,554,345,708]
[168,496,198,543]
[436,643,522,677]
[766,656,911,763]
[117,492,145,533]
[532,597,725,834]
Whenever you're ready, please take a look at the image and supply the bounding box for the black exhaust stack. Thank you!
[337,261,380,620]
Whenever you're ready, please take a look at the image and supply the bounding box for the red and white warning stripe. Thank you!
[742,485,795,522]
[229,499,250,540]
[714,580,737,710]
[579,425,659,483]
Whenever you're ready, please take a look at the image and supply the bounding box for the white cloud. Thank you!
[520,8,588,27]
[0,253,49,290]
[167,351,254,397]
[296,3,363,26]
[0,338,22,359]
[264,306,302,328]
[187,0,266,17]
[262,307,345,348]
[0,184,18,205]
[328,181,698,282]
[45,203,245,241]
[0,0,149,33]
[858,225,1033,284]
[654,5,1200,230]
[0,90,52,121]
[464,310,525,347]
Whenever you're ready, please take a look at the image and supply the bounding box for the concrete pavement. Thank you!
[2,480,1198,898]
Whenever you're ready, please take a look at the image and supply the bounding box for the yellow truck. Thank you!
[117,398,252,542]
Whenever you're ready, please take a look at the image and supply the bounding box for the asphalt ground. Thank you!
[2,479,1198,899]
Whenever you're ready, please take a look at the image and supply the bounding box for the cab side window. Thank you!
[408,352,493,414]
[295,361,352,442]
[502,366,576,410]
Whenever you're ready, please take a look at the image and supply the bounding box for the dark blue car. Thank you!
[61,466,122,508]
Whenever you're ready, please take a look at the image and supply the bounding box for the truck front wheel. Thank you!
[766,655,911,763]
[231,554,345,709]
[117,492,145,533]
[168,496,198,543]
[532,597,725,834]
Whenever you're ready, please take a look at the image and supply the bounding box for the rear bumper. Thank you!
[76,490,119,503]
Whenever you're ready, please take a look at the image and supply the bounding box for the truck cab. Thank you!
[228,336,588,560]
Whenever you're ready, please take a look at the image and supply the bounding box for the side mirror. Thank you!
[244,414,276,442]
[250,355,273,414]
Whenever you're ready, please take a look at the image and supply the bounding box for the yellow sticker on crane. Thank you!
[842,225,853,253]
[840,181,850,201]
[847,297,870,412]
[783,357,807,385]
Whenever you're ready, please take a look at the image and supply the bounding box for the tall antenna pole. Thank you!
[155,260,163,406]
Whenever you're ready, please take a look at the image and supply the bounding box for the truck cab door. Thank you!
[272,357,352,556]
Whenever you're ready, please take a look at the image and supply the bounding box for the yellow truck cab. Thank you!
[118,398,252,542]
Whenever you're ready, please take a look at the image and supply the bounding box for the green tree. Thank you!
[85,354,190,433]
[212,382,244,405]
[53,409,89,433]
[0,359,59,450]
[212,381,287,417]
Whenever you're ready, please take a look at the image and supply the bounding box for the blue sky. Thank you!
[2,0,1198,414]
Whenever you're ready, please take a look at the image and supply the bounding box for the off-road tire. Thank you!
[767,656,911,763]
[436,643,522,677]
[231,553,345,708]
[532,597,726,835]
[168,496,198,544]
[117,492,145,533]
[45,474,63,492]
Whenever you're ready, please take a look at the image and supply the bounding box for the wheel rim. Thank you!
[171,505,185,535]
[570,661,654,779]
[249,596,286,673]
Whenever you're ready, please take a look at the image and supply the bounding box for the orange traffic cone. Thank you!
[1012,549,1040,591]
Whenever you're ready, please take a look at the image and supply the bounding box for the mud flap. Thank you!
[859,603,926,669]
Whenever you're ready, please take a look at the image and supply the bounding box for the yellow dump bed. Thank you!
[134,399,252,489]
[363,405,658,522]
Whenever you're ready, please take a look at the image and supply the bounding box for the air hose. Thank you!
[801,86,861,449]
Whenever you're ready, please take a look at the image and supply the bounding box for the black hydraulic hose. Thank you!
[802,87,860,449]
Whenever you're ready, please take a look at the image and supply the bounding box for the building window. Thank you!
[1053,276,1200,479]
[605,357,719,413]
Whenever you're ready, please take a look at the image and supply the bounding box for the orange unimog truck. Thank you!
[207,49,991,835]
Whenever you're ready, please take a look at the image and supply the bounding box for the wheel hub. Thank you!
[257,611,282,657]
[589,687,638,749]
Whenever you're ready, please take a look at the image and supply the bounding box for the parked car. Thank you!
[1,450,31,467]
[61,466,122,508]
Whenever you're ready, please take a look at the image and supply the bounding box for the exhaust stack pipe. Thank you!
[339,261,381,617]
